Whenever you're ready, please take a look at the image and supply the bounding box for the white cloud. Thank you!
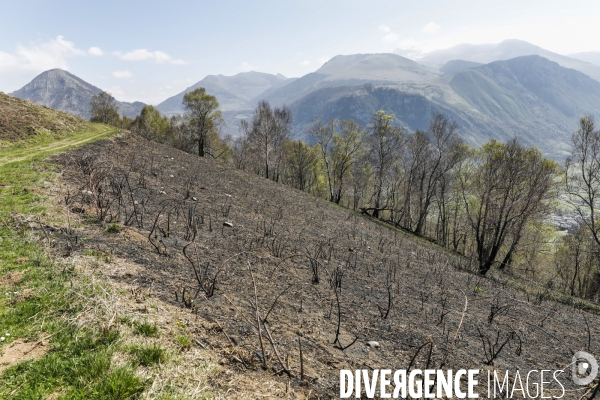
[382,33,399,43]
[88,46,104,56]
[0,35,86,73]
[422,22,441,35]
[379,24,399,43]
[300,60,310,66]
[114,49,187,64]
[0,51,20,72]
[113,70,133,78]
[240,61,253,71]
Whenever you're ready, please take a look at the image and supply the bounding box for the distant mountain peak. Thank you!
[10,69,145,119]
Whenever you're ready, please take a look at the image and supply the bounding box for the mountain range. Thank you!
[9,69,145,119]
[398,39,600,82]
[156,71,291,115]
[8,39,600,159]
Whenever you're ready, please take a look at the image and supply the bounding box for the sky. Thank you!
[2,0,600,104]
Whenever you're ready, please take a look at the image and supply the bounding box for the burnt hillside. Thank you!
[55,132,599,398]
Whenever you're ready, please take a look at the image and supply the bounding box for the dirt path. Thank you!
[0,125,118,165]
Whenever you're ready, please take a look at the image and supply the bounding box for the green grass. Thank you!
[176,335,192,351]
[0,124,150,398]
[128,344,167,366]
[133,320,158,337]
[105,222,121,234]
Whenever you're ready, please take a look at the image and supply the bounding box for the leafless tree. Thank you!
[241,100,292,181]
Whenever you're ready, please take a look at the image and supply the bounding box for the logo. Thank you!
[572,351,598,386]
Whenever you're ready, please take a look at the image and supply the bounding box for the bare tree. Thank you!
[402,114,463,236]
[565,115,600,247]
[241,100,292,181]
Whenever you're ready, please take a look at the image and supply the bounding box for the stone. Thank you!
[366,341,380,349]
[223,222,233,227]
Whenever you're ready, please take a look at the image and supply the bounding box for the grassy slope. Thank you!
[0,124,221,399]
[0,91,91,143]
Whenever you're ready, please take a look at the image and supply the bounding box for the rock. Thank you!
[223,222,233,227]
[159,190,166,195]
[366,341,380,349]
[225,194,232,197]
[192,197,197,201]
[169,175,174,178]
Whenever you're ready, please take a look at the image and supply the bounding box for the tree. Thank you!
[565,115,600,248]
[330,120,365,204]
[367,110,405,218]
[309,118,365,204]
[309,117,337,201]
[283,140,320,192]
[403,114,462,235]
[461,139,557,275]
[90,91,120,125]
[182,88,223,157]
[130,105,171,143]
[554,227,600,300]
[241,100,292,181]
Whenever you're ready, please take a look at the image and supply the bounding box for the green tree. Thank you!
[90,91,120,126]
[330,120,365,204]
[182,88,223,157]
[283,140,320,192]
[131,105,171,143]
[367,110,405,218]
[461,139,557,275]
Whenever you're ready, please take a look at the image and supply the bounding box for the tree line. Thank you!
[90,89,600,302]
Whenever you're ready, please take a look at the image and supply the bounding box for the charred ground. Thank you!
[53,133,599,398]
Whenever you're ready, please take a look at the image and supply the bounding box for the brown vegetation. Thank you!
[0,92,91,142]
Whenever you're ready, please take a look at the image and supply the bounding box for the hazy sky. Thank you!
[2,0,600,104]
